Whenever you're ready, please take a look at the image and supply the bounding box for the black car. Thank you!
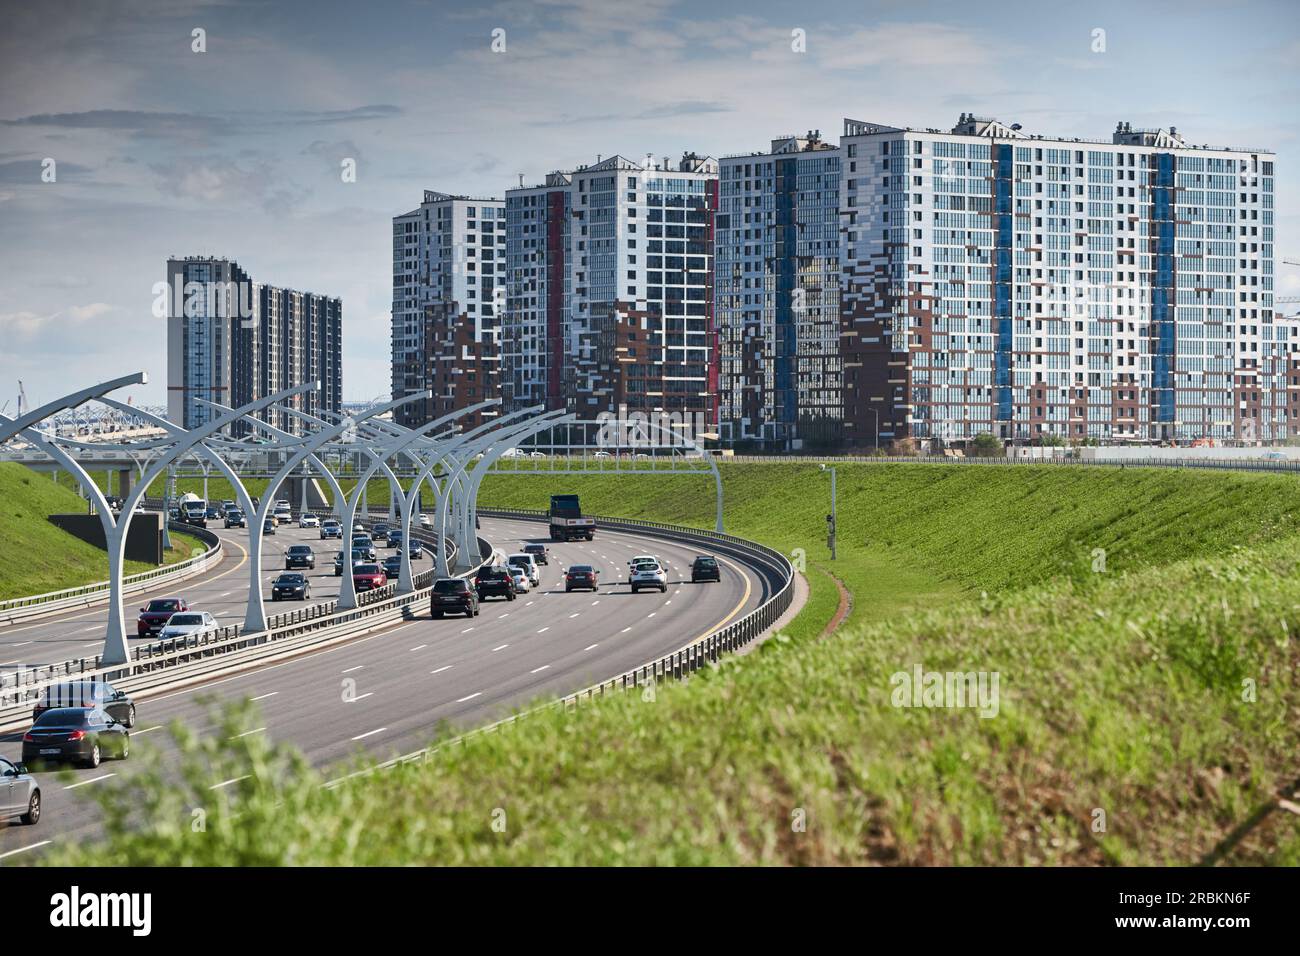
[22,708,130,769]
[523,543,549,565]
[564,565,599,592]
[382,554,403,578]
[431,578,479,618]
[407,541,424,560]
[372,523,391,540]
[284,544,315,570]
[32,680,135,727]
[387,529,404,548]
[225,509,246,528]
[271,572,311,601]
[205,506,222,520]
[691,556,721,583]
[475,565,516,602]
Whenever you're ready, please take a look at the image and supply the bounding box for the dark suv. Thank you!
[523,543,549,565]
[431,578,479,619]
[690,556,721,583]
[475,565,516,602]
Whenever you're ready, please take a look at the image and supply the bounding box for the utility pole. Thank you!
[821,463,837,560]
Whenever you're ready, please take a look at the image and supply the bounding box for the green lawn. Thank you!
[0,463,208,600]
[50,463,1300,866]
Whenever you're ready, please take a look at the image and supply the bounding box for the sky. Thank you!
[1,0,1297,409]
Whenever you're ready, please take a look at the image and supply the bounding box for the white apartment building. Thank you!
[839,115,1285,445]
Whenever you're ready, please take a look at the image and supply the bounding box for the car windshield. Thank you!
[167,614,203,625]
[354,565,380,575]
[289,546,311,554]
[278,574,304,583]
[434,580,467,593]
[33,708,92,727]
[525,545,543,552]
[146,599,181,612]
[323,521,339,527]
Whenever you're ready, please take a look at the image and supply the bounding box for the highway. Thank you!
[0,517,431,669]
[0,516,776,861]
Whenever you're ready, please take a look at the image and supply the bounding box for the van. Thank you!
[507,553,540,587]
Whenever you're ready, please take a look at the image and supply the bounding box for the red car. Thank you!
[136,597,188,637]
[351,564,388,593]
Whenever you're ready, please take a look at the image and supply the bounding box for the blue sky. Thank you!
[1,0,1297,406]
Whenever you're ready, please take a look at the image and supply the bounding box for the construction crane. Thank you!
[16,381,28,418]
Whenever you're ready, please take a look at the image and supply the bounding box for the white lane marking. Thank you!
[0,841,51,860]
[0,659,20,665]
[498,613,510,619]
[341,665,364,674]
[591,600,600,606]
[8,641,31,648]
[250,692,278,702]
[351,727,387,741]
[526,601,535,606]
[82,626,100,633]
[134,725,163,735]
[536,626,550,634]
[585,643,599,651]
[648,612,657,617]
[231,727,265,739]
[492,643,509,652]
[568,613,580,619]
[64,773,116,790]
[665,600,672,605]
[430,665,452,675]
[219,591,235,598]
[82,643,99,648]
[621,626,632,633]
[530,664,550,674]
[209,775,250,790]
[409,644,428,652]
[349,692,373,702]
[456,692,481,703]
[461,627,475,634]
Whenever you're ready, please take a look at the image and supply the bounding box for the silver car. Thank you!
[630,561,668,593]
[0,755,41,825]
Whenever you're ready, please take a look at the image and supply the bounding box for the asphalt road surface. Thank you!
[0,517,430,669]
[0,516,775,861]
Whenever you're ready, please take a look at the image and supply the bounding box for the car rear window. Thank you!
[695,558,717,567]
[434,579,468,593]
[33,708,92,727]
[569,565,593,573]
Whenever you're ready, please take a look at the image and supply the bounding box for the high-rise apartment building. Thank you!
[166,256,342,435]
[839,115,1284,445]
[391,191,505,429]
[503,152,720,427]
[715,132,842,450]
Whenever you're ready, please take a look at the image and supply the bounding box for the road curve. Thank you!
[0,516,778,861]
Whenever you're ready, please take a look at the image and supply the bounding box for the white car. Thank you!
[628,554,663,569]
[629,562,668,593]
[508,567,531,593]
[298,513,320,528]
[158,610,219,640]
[418,513,432,528]
[528,451,546,459]
[507,553,541,587]
[593,451,612,459]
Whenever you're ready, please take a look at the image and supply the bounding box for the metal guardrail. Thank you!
[0,534,493,725]
[0,516,455,701]
[0,520,223,625]
[342,509,798,777]
[718,453,1300,473]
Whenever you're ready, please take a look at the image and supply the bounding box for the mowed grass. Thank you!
[0,463,209,600]
[49,462,1300,866]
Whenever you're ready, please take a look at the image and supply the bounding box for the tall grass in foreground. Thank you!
[52,527,1300,866]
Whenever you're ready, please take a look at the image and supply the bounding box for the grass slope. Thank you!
[0,463,206,599]
[50,463,1300,866]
